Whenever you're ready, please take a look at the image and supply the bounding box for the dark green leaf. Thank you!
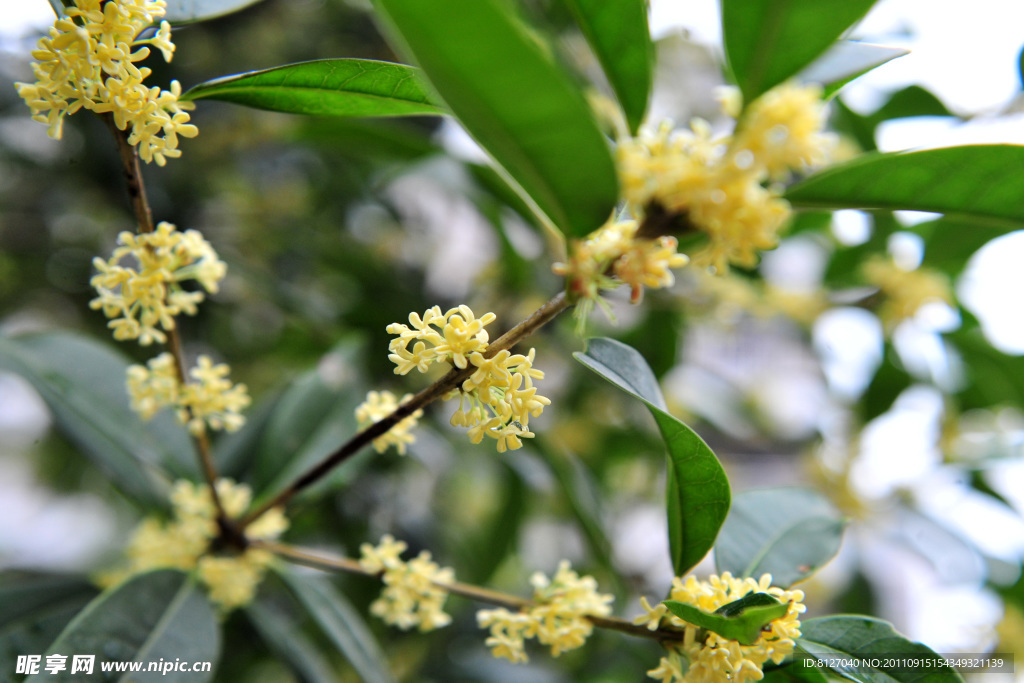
[664,593,789,645]
[564,0,653,134]
[182,59,445,118]
[212,387,283,479]
[715,488,845,588]
[245,601,340,683]
[0,573,98,669]
[0,332,197,505]
[787,146,1024,229]
[861,344,911,422]
[913,217,1010,277]
[947,325,1024,411]
[871,85,953,122]
[798,616,964,683]
[26,570,219,682]
[372,0,618,237]
[763,658,831,683]
[277,570,395,683]
[543,450,614,572]
[575,338,730,575]
[163,0,264,23]
[800,41,909,98]
[721,0,880,102]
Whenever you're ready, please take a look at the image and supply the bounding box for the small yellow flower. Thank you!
[358,535,455,632]
[355,390,423,455]
[15,0,197,164]
[862,255,953,331]
[477,560,614,663]
[636,572,805,683]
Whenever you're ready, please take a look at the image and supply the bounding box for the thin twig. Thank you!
[103,113,231,529]
[240,291,571,527]
[257,540,684,643]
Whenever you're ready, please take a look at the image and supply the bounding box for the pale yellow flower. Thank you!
[355,390,423,455]
[862,255,954,332]
[15,0,197,165]
[636,572,805,683]
[477,560,613,663]
[358,536,455,632]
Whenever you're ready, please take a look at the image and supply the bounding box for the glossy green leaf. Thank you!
[277,570,395,683]
[0,332,197,505]
[664,593,789,645]
[27,570,219,682]
[575,337,730,575]
[163,0,264,23]
[245,601,339,683]
[721,0,880,102]
[715,488,845,588]
[798,616,964,683]
[799,41,908,98]
[372,0,618,237]
[564,0,654,133]
[787,146,1024,228]
[182,59,445,118]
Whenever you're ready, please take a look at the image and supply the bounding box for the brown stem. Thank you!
[240,291,571,528]
[256,540,685,644]
[103,113,232,530]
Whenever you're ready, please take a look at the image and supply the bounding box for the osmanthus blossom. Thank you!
[861,255,954,332]
[635,572,806,683]
[355,390,423,455]
[100,479,289,611]
[15,0,197,165]
[358,535,456,632]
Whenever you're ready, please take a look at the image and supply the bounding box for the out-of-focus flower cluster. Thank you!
[477,560,614,664]
[358,535,455,632]
[101,479,288,611]
[635,573,805,683]
[385,306,550,452]
[127,352,250,435]
[355,390,423,455]
[614,83,836,275]
[861,255,953,332]
[15,0,197,165]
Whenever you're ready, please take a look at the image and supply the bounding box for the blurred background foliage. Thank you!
[2,0,1024,680]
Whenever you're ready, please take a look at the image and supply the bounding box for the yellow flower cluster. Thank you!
[90,222,227,346]
[861,255,953,331]
[358,535,455,632]
[15,0,197,165]
[386,306,550,452]
[635,573,805,683]
[355,390,423,455]
[477,560,614,663]
[103,479,288,610]
[127,352,251,435]
[616,83,835,273]
[554,219,690,304]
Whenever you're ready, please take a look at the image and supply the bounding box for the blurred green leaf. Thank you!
[914,217,1010,277]
[212,387,284,479]
[163,0,264,23]
[0,573,98,669]
[798,616,964,682]
[0,332,198,506]
[250,340,366,500]
[715,488,844,588]
[543,450,615,573]
[787,146,1024,228]
[564,0,653,134]
[763,658,831,683]
[372,0,618,237]
[860,344,911,422]
[871,84,953,121]
[800,41,908,98]
[721,0,880,102]
[182,59,445,117]
[26,570,219,683]
[947,324,1024,411]
[575,337,730,575]
[245,601,340,683]
[664,592,789,645]
[277,570,395,683]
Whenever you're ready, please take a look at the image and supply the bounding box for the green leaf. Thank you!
[715,488,845,588]
[787,146,1024,228]
[798,616,964,683]
[564,0,654,134]
[0,573,98,669]
[664,592,789,645]
[245,601,340,683]
[763,658,831,683]
[799,41,909,98]
[721,0,880,102]
[0,332,197,505]
[163,0,264,23]
[277,570,395,683]
[947,324,1024,411]
[913,217,1009,277]
[26,570,219,682]
[212,387,283,479]
[182,59,446,118]
[372,0,618,237]
[575,337,730,575]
